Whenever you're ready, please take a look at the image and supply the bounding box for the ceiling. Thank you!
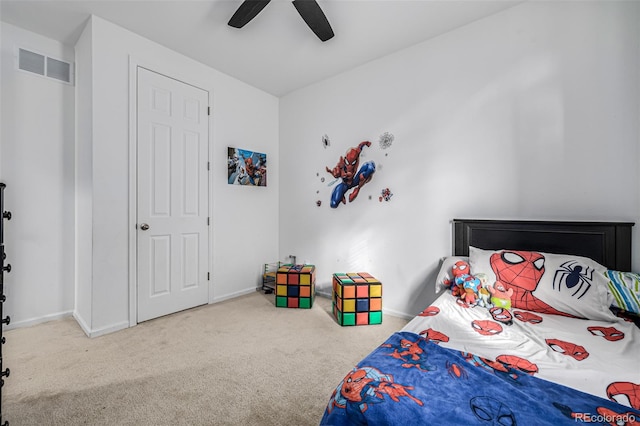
[0,0,522,96]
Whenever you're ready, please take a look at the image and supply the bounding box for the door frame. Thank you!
[127,56,213,327]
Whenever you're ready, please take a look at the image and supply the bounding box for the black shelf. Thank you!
[1,182,10,426]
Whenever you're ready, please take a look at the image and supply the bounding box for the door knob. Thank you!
[140,223,150,231]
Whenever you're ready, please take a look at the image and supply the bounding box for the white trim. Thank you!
[210,287,257,304]
[74,311,129,338]
[73,310,92,337]
[382,307,414,321]
[5,310,74,331]
[207,92,214,304]
[128,55,138,328]
[316,289,333,299]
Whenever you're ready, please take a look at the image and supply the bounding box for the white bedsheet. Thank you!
[401,292,640,408]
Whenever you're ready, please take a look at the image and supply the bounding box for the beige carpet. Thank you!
[3,291,408,425]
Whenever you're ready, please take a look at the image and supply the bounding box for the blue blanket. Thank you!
[320,332,640,425]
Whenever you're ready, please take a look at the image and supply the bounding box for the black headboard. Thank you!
[453,219,634,271]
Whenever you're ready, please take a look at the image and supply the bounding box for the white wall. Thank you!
[1,2,638,333]
[0,23,76,328]
[279,1,640,318]
[73,16,279,336]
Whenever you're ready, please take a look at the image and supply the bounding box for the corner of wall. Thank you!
[74,14,94,332]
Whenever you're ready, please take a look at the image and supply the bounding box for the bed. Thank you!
[321,219,640,426]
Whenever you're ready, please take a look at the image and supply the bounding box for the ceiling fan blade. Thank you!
[228,0,271,28]
[292,0,334,42]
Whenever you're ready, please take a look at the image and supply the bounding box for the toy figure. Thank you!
[460,275,482,305]
[444,260,471,297]
[475,273,491,308]
[487,282,514,310]
[326,141,376,208]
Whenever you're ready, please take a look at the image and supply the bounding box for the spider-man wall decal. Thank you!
[325,141,375,208]
[552,260,594,299]
[545,338,589,361]
[490,250,574,317]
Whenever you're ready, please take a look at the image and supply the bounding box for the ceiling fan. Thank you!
[228,0,334,42]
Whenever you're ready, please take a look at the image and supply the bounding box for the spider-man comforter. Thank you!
[320,331,640,425]
[399,292,640,406]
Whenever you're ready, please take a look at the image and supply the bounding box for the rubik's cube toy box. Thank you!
[332,272,382,326]
[275,264,316,308]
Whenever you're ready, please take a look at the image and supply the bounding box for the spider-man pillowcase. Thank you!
[469,247,616,321]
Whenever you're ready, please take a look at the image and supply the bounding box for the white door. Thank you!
[136,67,209,322]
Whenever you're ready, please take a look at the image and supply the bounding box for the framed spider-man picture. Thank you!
[227,147,267,187]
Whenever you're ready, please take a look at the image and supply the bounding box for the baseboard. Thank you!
[211,287,258,304]
[5,310,73,330]
[3,310,103,336]
[73,311,92,336]
[382,307,414,321]
[316,290,332,299]
[73,311,129,338]
[4,289,414,337]
[88,321,129,338]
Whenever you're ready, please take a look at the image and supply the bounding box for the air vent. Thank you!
[18,48,73,85]
[18,48,45,75]
[46,57,71,83]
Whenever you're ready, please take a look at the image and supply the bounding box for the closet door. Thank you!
[136,67,209,322]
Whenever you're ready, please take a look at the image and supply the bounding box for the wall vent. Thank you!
[18,48,45,75]
[18,48,74,85]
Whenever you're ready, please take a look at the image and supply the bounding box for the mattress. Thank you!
[401,291,640,407]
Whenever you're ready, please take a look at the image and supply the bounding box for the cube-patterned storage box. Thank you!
[275,264,316,308]
[332,272,382,326]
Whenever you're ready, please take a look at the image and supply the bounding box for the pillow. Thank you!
[468,246,614,320]
[435,256,470,293]
[605,270,640,314]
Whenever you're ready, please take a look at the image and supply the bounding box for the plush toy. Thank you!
[460,275,482,305]
[475,273,491,308]
[445,260,470,297]
[478,287,491,308]
[487,282,514,310]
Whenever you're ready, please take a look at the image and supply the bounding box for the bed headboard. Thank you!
[452,219,634,271]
